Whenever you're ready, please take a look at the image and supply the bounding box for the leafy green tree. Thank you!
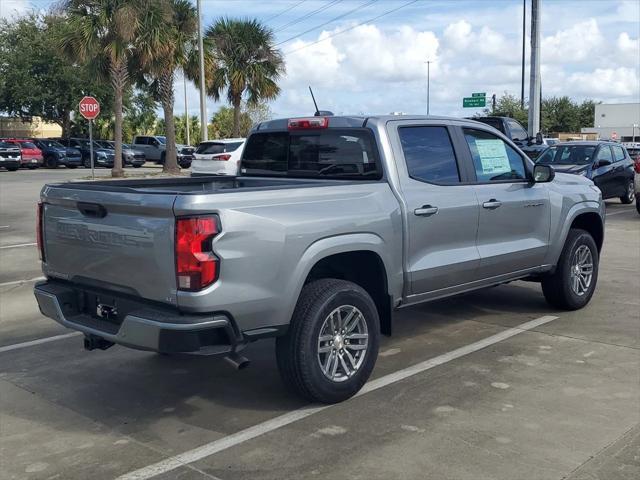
[0,13,111,137]
[58,0,146,177]
[136,0,197,173]
[174,115,201,145]
[209,102,272,139]
[191,18,284,137]
[480,93,528,127]
[124,90,159,141]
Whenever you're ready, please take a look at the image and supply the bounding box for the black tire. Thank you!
[66,164,77,169]
[83,158,91,168]
[159,152,166,165]
[6,167,19,172]
[276,278,379,404]
[636,196,640,215]
[620,180,635,204]
[45,155,58,169]
[133,164,142,168]
[542,228,599,310]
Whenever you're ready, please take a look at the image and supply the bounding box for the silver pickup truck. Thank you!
[34,115,605,403]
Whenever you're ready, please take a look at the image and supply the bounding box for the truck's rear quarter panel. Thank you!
[173,181,403,332]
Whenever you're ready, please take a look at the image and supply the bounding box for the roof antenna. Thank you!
[309,86,333,117]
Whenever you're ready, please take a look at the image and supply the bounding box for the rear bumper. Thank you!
[34,280,243,355]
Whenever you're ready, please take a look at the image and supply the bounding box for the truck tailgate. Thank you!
[41,186,178,305]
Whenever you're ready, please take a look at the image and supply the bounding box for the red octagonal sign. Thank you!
[79,96,100,120]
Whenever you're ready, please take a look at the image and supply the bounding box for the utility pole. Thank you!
[183,71,190,146]
[528,0,541,138]
[520,0,526,110]
[426,60,431,115]
[197,0,208,141]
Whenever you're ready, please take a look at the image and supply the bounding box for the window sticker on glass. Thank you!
[475,139,511,174]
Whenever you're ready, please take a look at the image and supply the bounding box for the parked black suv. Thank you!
[31,139,82,169]
[536,141,635,203]
[52,138,115,168]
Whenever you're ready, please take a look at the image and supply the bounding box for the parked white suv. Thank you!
[191,138,245,176]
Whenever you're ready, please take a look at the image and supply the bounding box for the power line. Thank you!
[275,0,343,32]
[263,0,307,23]
[284,0,420,54]
[275,0,377,46]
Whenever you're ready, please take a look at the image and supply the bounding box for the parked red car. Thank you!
[0,138,43,168]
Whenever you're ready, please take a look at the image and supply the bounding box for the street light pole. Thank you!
[426,60,431,115]
[520,0,526,110]
[197,0,208,142]
[527,0,541,138]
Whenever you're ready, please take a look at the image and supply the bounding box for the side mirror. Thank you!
[595,159,611,168]
[535,132,543,145]
[533,164,555,183]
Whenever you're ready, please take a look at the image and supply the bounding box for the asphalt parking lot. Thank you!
[1,167,638,480]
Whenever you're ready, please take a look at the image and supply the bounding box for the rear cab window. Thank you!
[241,129,381,180]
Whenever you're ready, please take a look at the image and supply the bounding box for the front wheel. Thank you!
[620,181,635,204]
[542,228,598,310]
[276,279,379,404]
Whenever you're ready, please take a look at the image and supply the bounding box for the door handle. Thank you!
[482,199,502,209]
[414,205,439,216]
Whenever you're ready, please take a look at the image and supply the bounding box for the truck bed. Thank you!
[48,175,349,195]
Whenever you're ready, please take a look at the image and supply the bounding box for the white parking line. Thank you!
[606,209,634,217]
[118,314,559,480]
[0,332,82,354]
[0,242,37,249]
[0,276,45,288]
[0,225,10,229]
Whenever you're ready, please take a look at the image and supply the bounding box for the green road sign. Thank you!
[471,92,486,98]
[463,97,486,108]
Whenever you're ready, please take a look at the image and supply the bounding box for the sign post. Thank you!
[78,96,100,179]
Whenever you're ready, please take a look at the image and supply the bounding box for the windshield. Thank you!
[0,141,17,149]
[156,136,166,145]
[537,145,596,165]
[242,129,381,180]
[20,142,38,149]
[39,140,65,149]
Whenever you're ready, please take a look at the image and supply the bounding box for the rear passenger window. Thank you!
[612,145,626,162]
[463,128,527,182]
[134,137,147,145]
[399,126,460,184]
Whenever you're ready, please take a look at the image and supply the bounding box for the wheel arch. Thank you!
[287,234,396,336]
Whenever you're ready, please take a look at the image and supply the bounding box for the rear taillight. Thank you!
[36,202,45,261]
[213,154,231,161]
[288,117,329,130]
[175,216,219,291]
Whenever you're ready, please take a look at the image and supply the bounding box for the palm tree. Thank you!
[136,0,197,173]
[58,0,143,178]
[197,18,285,138]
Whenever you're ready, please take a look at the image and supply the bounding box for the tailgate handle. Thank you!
[77,202,107,218]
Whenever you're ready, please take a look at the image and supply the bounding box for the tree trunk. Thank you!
[110,59,127,178]
[232,94,241,138]
[159,70,179,174]
[61,110,71,138]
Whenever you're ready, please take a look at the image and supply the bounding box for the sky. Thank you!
[2,0,639,120]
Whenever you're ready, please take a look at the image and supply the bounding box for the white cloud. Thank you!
[542,19,605,63]
[617,32,640,64]
[0,0,30,19]
[567,67,640,97]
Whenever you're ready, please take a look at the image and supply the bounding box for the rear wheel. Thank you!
[620,181,635,204]
[542,228,598,310]
[276,279,379,404]
[6,166,18,172]
[45,155,58,169]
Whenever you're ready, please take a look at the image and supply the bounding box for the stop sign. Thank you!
[79,96,100,120]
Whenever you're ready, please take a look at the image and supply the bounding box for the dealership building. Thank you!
[581,103,640,142]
